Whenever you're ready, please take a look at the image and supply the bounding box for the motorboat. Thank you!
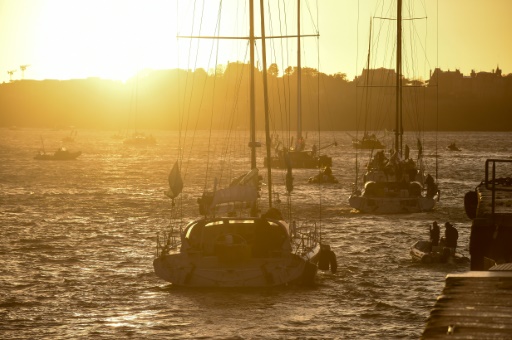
[34,147,82,160]
[446,142,461,151]
[410,240,468,264]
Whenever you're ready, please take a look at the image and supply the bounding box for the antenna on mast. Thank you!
[20,64,30,79]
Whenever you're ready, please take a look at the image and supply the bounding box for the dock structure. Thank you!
[422,159,512,339]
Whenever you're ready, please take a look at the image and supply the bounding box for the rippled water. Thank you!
[1,129,511,339]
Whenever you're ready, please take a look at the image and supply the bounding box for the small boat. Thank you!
[62,130,77,143]
[34,147,82,160]
[410,240,468,264]
[446,142,461,151]
[123,132,156,146]
[308,167,338,184]
[352,134,385,150]
[262,3,335,170]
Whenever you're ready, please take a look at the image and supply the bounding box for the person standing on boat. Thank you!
[444,222,459,249]
[312,144,317,157]
[430,221,440,247]
[425,173,438,198]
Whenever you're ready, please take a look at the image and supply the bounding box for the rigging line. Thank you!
[266,0,280,139]
[435,0,439,182]
[200,0,224,191]
[373,16,427,21]
[314,0,324,226]
[181,0,212,184]
[221,48,251,181]
[179,0,201,178]
[219,0,249,170]
[355,0,360,184]
[175,0,184,168]
[281,0,291,149]
[304,0,319,34]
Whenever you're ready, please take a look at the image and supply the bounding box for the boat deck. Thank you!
[421,268,512,339]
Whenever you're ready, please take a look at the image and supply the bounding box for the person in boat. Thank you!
[430,221,440,247]
[312,144,317,157]
[309,165,334,183]
[371,150,388,169]
[444,222,459,250]
[323,165,332,177]
[425,173,438,198]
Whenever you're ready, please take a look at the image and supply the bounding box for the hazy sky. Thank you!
[0,0,510,83]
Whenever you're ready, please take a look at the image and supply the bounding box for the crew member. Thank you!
[430,221,440,247]
[444,222,459,249]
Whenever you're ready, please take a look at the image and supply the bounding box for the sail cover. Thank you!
[165,161,183,199]
[210,169,259,208]
[210,185,258,207]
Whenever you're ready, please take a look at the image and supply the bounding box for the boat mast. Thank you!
[259,0,273,208]
[249,0,257,169]
[363,18,373,136]
[395,0,403,156]
[296,0,302,150]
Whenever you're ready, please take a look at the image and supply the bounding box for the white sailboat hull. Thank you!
[349,194,435,214]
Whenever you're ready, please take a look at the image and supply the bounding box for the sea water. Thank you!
[1,129,511,339]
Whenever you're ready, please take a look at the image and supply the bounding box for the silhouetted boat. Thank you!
[123,132,156,146]
[308,166,338,184]
[348,0,439,213]
[352,133,385,150]
[153,0,336,287]
[34,147,82,160]
[61,130,77,143]
[446,142,461,151]
[263,4,335,169]
[422,159,512,338]
[410,240,468,264]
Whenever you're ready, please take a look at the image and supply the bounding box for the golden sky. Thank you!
[0,0,510,83]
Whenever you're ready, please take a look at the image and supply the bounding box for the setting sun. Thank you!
[1,0,180,81]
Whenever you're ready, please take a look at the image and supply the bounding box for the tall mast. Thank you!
[296,0,302,148]
[249,0,257,169]
[259,0,273,208]
[395,0,402,156]
[363,18,373,135]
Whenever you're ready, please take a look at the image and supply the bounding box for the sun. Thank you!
[29,0,179,81]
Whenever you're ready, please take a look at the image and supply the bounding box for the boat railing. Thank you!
[156,224,182,257]
[291,220,321,255]
[484,159,512,216]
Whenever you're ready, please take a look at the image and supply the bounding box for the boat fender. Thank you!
[318,245,337,273]
[464,190,478,220]
[318,245,331,271]
[328,250,337,273]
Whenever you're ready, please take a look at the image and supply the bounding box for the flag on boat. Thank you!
[165,161,183,199]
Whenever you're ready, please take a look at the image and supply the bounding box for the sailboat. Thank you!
[153,0,336,287]
[34,136,81,161]
[352,19,385,151]
[348,0,439,214]
[263,1,335,169]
